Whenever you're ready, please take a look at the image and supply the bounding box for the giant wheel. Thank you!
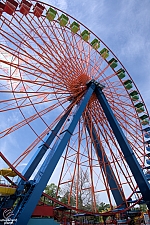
[0,0,150,214]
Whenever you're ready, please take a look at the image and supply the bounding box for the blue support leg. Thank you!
[94,81,150,209]
[13,82,96,225]
[85,116,126,208]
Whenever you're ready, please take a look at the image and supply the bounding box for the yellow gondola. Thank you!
[0,185,16,196]
[0,168,17,177]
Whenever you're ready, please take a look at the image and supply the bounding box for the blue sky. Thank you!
[0,0,150,205]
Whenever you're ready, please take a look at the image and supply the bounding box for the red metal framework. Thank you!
[0,0,150,215]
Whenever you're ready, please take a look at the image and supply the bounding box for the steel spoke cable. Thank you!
[92,114,137,196]
[84,122,98,211]
[35,17,83,80]
[0,93,68,112]
[89,104,136,178]
[92,98,143,147]
[47,19,85,73]
[13,101,76,166]
[0,25,62,81]
[83,112,114,207]
[0,43,60,84]
[91,102,140,165]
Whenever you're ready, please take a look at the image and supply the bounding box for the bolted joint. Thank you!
[86,79,105,90]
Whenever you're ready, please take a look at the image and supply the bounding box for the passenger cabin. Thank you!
[4,0,18,15]
[59,14,69,27]
[0,168,17,196]
[100,48,109,59]
[108,58,118,69]
[91,38,100,50]
[0,2,5,16]
[123,80,132,90]
[46,7,57,21]
[33,3,44,17]
[81,30,90,42]
[117,68,125,79]
[19,0,32,15]
[70,21,80,34]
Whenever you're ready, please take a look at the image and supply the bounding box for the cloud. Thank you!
[43,0,67,11]
[57,0,67,11]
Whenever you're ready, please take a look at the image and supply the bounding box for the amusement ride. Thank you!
[0,0,150,224]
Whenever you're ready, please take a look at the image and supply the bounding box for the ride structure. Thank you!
[0,0,150,224]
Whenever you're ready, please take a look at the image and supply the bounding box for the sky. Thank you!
[0,0,150,205]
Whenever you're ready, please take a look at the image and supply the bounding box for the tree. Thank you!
[61,190,75,206]
[98,202,110,212]
[41,183,60,205]
[139,204,147,213]
[61,170,96,211]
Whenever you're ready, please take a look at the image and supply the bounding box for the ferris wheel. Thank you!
[0,0,150,223]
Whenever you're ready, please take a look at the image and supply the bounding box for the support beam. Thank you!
[13,82,96,225]
[94,82,150,209]
[85,116,126,207]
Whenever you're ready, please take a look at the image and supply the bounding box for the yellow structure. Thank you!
[0,185,16,196]
[0,168,17,177]
[0,168,17,196]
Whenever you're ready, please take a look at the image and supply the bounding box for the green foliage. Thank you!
[134,204,148,213]
[45,183,58,197]
[140,204,148,212]
[60,190,75,206]
[41,183,60,205]
[98,202,110,212]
